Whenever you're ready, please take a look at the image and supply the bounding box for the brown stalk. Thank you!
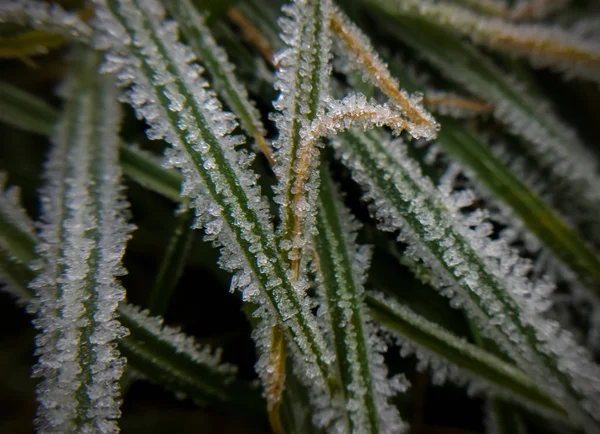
[227,7,275,63]
[266,323,287,434]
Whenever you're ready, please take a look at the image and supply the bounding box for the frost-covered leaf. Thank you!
[363,0,600,82]
[116,304,263,413]
[0,166,263,421]
[313,165,407,434]
[333,128,600,432]
[166,0,273,162]
[330,8,438,138]
[366,292,566,418]
[447,0,571,20]
[92,0,339,428]
[0,173,36,266]
[271,0,333,277]
[0,174,37,303]
[30,49,134,433]
[0,81,185,204]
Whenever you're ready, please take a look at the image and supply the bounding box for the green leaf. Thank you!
[119,145,183,203]
[314,164,405,433]
[0,81,185,203]
[436,118,600,295]
[271,0,333,276]
[0,81,57,136]
[29,49,132,432]
[147,206,196,316]
[361,0,600,82]
[0,30,66,59]
[117,303,265,416]
[366,292,566,418]
[167,0,273,162]
[0,169,265,423]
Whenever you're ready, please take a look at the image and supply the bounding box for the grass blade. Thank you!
[366,292,565,418]
[0,82,57,136]
[0,0,92,44]
[166,0,273,163]
[30,49,133,432]
[362,0,600,82]
[0,169,265,423]
[271,0,333,278]
[314,164,406,433]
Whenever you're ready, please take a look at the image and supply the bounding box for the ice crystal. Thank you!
[117,304,238,378]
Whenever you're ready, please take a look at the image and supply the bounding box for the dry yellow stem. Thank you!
[226,8,275,165]
[228,7,276,63]
[330,12,434,130]
[488,30,600,66]
[255,131,275,166]
[266,323,287,434]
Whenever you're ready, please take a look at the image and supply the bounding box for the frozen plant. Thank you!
[0,0,600,433]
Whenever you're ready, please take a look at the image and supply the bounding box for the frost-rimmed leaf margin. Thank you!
[0,79,184,204]
[332,128,600,432]
[313,164,407,434]
[0,173,37,303]
[0,0,92,44]
[91,0,340,428]
[116,303,265,415]
[366,291,566,419]
[29,49,134,433]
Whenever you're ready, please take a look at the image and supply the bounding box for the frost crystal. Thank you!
[117,304,238,378]
[330,8,438,138]
[29,50,133,433]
